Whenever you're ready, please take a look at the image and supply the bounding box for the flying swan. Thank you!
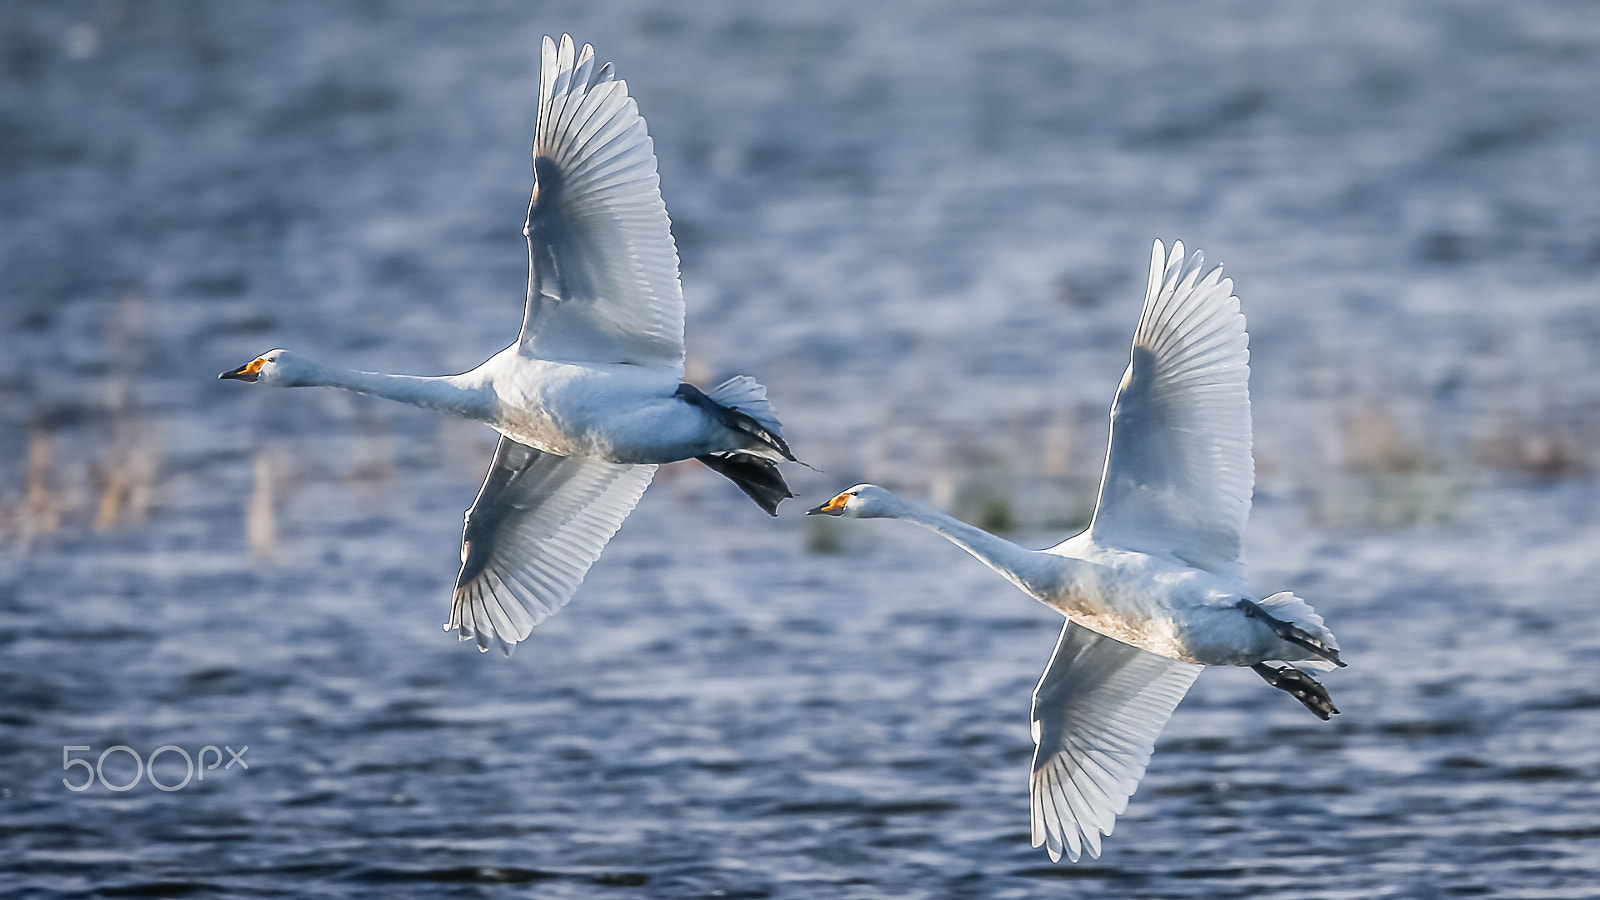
[222,36,796,654]
[809,240,1343,862]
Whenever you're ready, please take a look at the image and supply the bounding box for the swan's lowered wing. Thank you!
[1030,621,1201,863]
[518,35,684,374]
[1081,240,1252,579]
[449,436,655,654]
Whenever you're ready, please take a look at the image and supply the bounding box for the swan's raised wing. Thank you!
[518,35,684,373]
[449,436,655,655]
[1030,621,1202,863]
[1081,240,1252,579]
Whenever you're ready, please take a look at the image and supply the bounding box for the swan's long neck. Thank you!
[879,494,1070,598]
[294,359,495,421]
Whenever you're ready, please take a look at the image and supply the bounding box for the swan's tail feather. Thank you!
[676,379,796,463]
[705,375,777,428]
[696,453,794,516]
[675,378,798,514]
[1256,591,1342,671]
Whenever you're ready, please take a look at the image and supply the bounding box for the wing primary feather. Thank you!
[562,83,629,160]
[480,570,524,646]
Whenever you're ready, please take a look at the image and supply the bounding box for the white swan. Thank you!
[221,36,796,654]
[808,240,1343,863]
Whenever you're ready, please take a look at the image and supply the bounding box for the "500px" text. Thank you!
[63,745,249,792]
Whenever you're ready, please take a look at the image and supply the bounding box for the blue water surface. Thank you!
[3,2,1600,897]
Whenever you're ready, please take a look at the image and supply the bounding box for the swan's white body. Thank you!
[811,241,1342,863]
[222,36,794,654]
[264,349,776,465]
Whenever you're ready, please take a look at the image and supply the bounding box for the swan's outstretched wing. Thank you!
[518,35,684,373]
[1081,240,1252,579]
[1030,621,1202,863]
[449,436,655,654]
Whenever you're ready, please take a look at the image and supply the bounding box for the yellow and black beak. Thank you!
[219,358,265,382]
[806,492,851,516]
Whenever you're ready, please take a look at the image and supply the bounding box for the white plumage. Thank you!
[222,36,796,654]
[810,240,1344,862]
[1088,240,1253,580]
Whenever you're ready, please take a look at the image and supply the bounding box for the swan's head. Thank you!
[806,483,898,519]
[218,349,308,386]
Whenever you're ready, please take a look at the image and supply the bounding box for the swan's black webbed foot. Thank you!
[1251,663,1339,720]
[1237,598,1345,667]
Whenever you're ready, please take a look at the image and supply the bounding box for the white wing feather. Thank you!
[1080,240,1253,578]
[449,437,655,654]
[519,35,684,372]
[1030,621,1202,862]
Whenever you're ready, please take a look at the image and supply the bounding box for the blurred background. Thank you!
[3,1,1598,897]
